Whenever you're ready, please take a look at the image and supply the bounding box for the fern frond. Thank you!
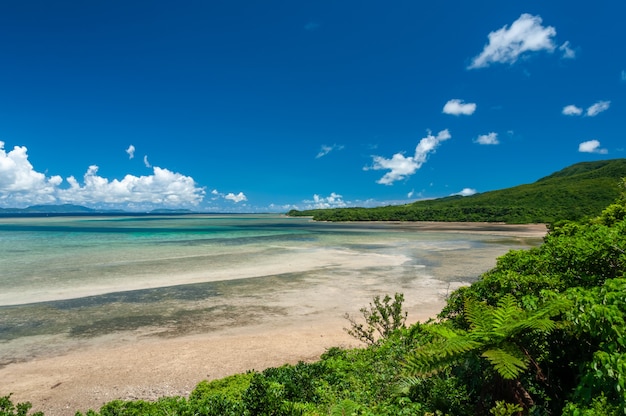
[523,317,557,333]
[396,376,423,395]
[403,347,458,377]
[481,347,529,380]
[492,294,523,330]
[404,333,480,378]
[438,336,481,358]
[426,323,463,339]
[465,299,494,332]
[330,399,360,416]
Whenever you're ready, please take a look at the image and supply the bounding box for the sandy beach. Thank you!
[1,301,446,416]
[0,222,547,415]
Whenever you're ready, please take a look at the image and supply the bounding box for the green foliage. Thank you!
[405,294,568,383]
[329,399,360,416]
[0,395,43,416]
[261,361,328,404]
[344,293,407,345]
[241,372,294,415]
[189,372,253,402]
[561,278,626,413]
[288,159,626,223]
[489,401,523,416]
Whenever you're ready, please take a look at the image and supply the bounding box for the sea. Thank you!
[0,214,543,367]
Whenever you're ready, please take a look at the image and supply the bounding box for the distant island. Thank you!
[288,159,626,224]
[0,204,194,217]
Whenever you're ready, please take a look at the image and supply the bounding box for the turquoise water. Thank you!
[0,214,542,366]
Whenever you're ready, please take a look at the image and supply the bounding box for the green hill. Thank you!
[288,159,626,223]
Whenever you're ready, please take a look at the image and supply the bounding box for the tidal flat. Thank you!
[0,215,546,415]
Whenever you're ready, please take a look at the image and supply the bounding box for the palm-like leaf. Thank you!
[403,296,570,382]
[465,298,494,333]
[481,347,529,380]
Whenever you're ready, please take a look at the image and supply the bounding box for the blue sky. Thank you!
[0,1,624,212]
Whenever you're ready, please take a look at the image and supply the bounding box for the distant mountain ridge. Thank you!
[0,204,97,214]
[288,159,626,224]
[0,204,193,216]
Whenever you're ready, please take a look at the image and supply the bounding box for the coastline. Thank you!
[0,222,547,416]
[1,302,444,416]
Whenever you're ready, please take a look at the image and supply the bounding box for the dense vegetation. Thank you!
[288,159,626,224]
[3,178,626,415]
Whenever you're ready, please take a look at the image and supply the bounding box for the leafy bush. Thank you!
[190,372,253,401]
[344,293,407,345]
[0,395,43,416]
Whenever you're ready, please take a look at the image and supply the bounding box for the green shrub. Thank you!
[344,293,407,345]
[0,394,43,416]
[190,372,253,401]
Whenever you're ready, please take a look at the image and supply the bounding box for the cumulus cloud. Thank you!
[559,41,576,59]
[125,145,135,159]
[210,189,248,204]
[443,99,476,116]
[0,142,205,209]
[468,13,559,69]
[586,100,611,117]
[58,165,205,208]
[303,192,347,209]
[562,105,583,116]
[578,140,608,154]
[454,188,478,196]
[224,192,247,203]
[0,142,62,206]
[366,129,451,185]
[474,132,499,145]
[316,144,344,158]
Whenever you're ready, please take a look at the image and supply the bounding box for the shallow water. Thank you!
[0,214,543,366]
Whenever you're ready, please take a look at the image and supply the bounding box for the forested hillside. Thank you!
[288,159,626,224]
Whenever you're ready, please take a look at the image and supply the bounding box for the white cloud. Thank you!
[474,132,499,145]
[578,140,608,154]
[586,100,610,117]
[224,192,247,203]
[562,105,583,116]
[442,99,476,116]
[316,144,344,159]
[454,188,477,196]
[58,165,205,208]
[562,101,610,117]
[407,189,414,198]
[143,155,151,168]
[366,129,451,185]
[468,13,558,69]
[210,189,248,204]
[0,142,62,206]
[0,142,205,209]
[125,145,135,159]
[303,192,347,209]
[559,41,576,59]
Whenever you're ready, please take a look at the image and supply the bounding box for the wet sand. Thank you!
[0,223,547,415]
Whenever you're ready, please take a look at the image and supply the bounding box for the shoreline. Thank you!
[1,302,444,416]
[0,222,548,415]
